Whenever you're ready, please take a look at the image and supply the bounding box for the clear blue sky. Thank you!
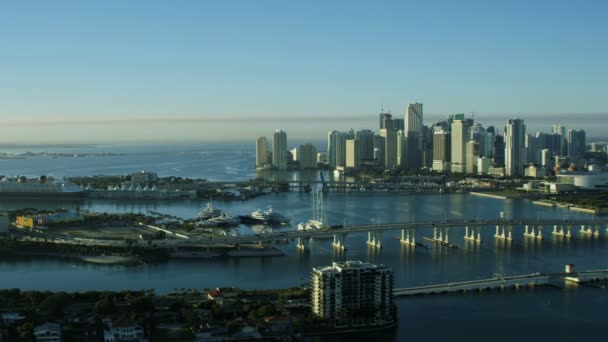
[0,0,606,142]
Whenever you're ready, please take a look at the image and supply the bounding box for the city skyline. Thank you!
[1,1,607,142]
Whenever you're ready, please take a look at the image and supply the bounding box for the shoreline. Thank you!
[469,191,509,200]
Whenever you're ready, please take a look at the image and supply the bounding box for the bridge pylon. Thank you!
[297,237,310,252]
[367,231,382,249]
[400,229,416,246]
[332,234,346,250]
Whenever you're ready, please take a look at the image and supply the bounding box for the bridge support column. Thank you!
[508,226,512,241]
[444,228,449,244]
[332,234,346,250]
[367,231,382,248]
[433,227,438,240]
[537,226,543,240]
[297,237,310,251]
[524,225,535,238]
[464,226,480,243]
[495,225,507,240]
[593,225,600,238]
[400,229,416,246]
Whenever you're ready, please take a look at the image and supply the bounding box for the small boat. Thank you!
[250,206,291,225]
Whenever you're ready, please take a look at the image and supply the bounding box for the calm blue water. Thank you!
[0,143,607,341]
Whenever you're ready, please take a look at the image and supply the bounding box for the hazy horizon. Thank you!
[1,1,606,143]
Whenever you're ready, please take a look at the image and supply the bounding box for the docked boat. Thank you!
[250,206,291,225]
[297,190,331,232]
[196,200,224,220]
[205,212,240,227]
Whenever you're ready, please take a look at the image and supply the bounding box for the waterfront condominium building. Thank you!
[255,136,269,168]
[311,261,394,327]
[272,130,288,170]
[505,118,526,177]
[405,102,423,170]
[295,144,318,169]
[450,120,470,173]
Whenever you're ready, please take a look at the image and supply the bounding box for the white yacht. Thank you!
[196,200,224,220]
[297,190,330,231]
[250,206,291,225]
[206,212,240,227]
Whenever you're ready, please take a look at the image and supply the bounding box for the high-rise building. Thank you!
[493,134,505,167]
[374,135,386,164]
[505,118,526,177]
[552,124,568,156]
[470,124,487,156]
[297,144,318,169]
[405,103,423,169]
[379,112,393,130]
[327,131,347,169]
[311,261,394,327]
[380,129,398,170]
[525,134,540,165]
[345,139,359,170]
[272,130,288,170]
[396,130,406,169]
[255,136,269,168]
[355,129,375,161]
[432,130,451,172]
[466,141,480,174]
[450,120,470,173]
[568,129,586,162]
[392,118,405,131]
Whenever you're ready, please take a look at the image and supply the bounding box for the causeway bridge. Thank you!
[393,269,608,296]
[180,218,608,250]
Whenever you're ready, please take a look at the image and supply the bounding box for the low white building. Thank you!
[557,170,608,190]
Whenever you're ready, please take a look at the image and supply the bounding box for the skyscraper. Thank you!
[552,124,568,156]
[450,120,470,173]
[505,118,526,177]
[525,134,540,165]
[466,141,480,174]
[255,136,269,168]
[297,144,318,169]
[311,261,394,327]
[405,103,423,169]
[432,129,451,172]
[327,130,347,169]
[494,134,505,167]
[355,129,375,161]
[568,129,586,159]
[345,139,359,170]
[380,128,398,170]
[272,129,288,170]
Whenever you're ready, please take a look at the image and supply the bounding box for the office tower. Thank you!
[450,120,470,173]
[537,132,561,157]
[485,131,495,157]
[494,134,505,166]
[486,126,496,135]
[525,134,540,165]
[311,261,394,327]
[392,118,405,131]
[432,129,451,172]
[568,129,586,161]
[422,125,434,168]
[379,112,393,130]
[272,130,288,170]
[374,135,386,164]
[345,139,359,169]
[396,130,406,169]
[355,129,375,161]
[447,113,465,131]
[380,129,398,170]
[470,124,487,156]
[327,130,347,169]
[298,144,318,169]
[466,141,480,174]
[433,121,449,133]
[541,149,551,168]
[405,103,423,169]
[505,118,526,177]
[345,128,355,140]
[552,124,568,156]
[255,136,269,168]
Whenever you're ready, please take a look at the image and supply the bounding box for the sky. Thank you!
[0,0,606,143]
